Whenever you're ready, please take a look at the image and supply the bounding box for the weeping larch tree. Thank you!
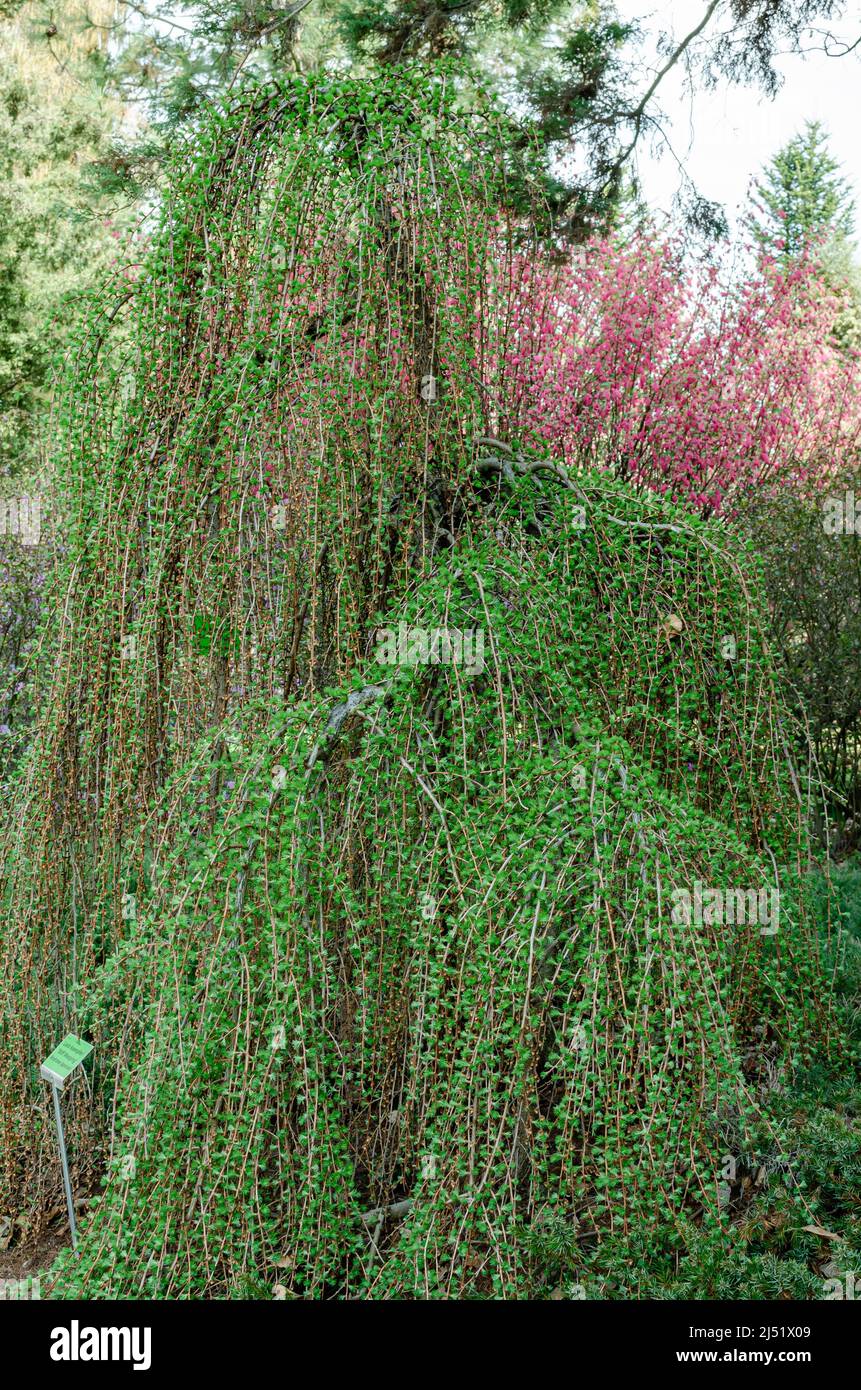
[0,69,843,1297]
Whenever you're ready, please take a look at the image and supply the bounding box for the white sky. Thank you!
[616,0,861,233]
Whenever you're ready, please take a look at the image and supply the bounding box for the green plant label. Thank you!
[40,1035,93,1089]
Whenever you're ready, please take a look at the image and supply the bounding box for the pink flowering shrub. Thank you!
[494,234,861,514]
[139,206,861,528]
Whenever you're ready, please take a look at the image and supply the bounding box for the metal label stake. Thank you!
[40,1035,93,1252]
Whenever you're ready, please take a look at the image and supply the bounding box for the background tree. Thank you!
[740,482,861,854]
[746,119,861,352]
[748,118,855,262]
[0,4,126,778]
[12,1,860,239]
[0,2,123,478]
[741,123,861,849]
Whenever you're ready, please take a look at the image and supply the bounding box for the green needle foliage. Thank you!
[0,69,844,1298]
[749,119,855,264]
